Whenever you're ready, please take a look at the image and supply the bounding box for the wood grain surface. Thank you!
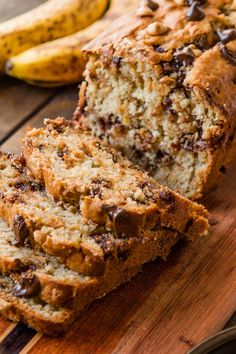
[0,1,235,354]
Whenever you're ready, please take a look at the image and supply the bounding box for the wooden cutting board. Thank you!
[0,160,235,353]
[0,1,235,353]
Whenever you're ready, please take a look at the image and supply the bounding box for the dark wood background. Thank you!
[0,1,235,353]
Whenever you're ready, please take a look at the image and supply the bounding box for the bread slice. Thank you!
[0,216,143,309]
[0,151,208,277]
[0,274,75,336]
[22,118,208,236]
[75,1,236,200]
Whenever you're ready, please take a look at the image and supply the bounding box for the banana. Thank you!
[0,0,109,73]
[6,0,140,87]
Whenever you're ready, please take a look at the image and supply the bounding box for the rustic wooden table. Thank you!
[0,1,235,353]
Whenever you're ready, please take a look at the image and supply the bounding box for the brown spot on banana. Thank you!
[5,0,140,87]
[0,0,109,73]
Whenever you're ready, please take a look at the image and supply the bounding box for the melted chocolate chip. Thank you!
[217,29,236,44]
[218,42,236,65]
[187,2,205,21]
[13,273,40,297]
[147,0,159,11]
[12,215,29,247]
[103,206,139,237]
[174,47,195,66]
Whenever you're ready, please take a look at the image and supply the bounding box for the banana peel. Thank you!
[6,0,140,87]
[0,0,109,73]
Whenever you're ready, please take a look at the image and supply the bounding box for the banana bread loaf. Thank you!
[76,0,236,199]
[0,150,208,277]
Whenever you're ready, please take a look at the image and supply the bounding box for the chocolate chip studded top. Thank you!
[83,0,236,120]
[218,42,236,66]
[217,29,236,44]
[146,0,159,11]
[174,46,195,66]
[186,1,205,21]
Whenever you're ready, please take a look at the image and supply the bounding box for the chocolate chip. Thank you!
[195,35,210,50]
[156,150,165,159]
[184,218,194,232]
[147,0,159,11]
[13,183,28,192]
[29,180,43,192]
[117,249,129,262]
[13,273,40,297]
[218,42,236,65]
[103,206,139,237]
[174,47,195,66]
[12,215,29,247]
[187,2,205,21]
[219,6,230,16]
[220,165,226,174]
[57,150,65,159]
[112,57,122,65]
[37,144,44,151]
[158,190,174,203]
[217,29,236,44]
[89,178,112,198]
[155,45,166,53]
[187,0,207,5]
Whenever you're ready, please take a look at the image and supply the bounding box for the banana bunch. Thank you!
[0,0,109,73]
[6,0,140,87]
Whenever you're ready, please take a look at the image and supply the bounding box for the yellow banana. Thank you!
[6,0,140,87]
[0,0,109,73]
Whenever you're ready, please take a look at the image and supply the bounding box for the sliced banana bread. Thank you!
[0,275,75,335]
[76,0,236,199]
[0,217,143,309]
[22,118,208,236]
[0,151,208,277]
